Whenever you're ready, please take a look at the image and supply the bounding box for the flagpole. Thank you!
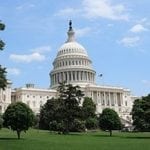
[98,74,104,86]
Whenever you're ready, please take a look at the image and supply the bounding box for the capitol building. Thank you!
[0,21,137,124]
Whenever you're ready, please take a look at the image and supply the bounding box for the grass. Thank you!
[0,128,150,150]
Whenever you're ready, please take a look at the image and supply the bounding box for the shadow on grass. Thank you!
[122,136,150,139]
[0,137,24,140]
[49,131,83,136]
[92,134,115,138]
[91,133,150,139]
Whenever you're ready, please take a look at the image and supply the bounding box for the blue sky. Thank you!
[0,0,150,96]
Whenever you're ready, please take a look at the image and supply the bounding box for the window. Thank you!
[40,101,42,106]
[0,105,2,113]
[3,94,6,101]
[33,101,36,107]
[27,101,30,106]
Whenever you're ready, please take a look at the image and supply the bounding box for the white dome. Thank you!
[57,41,88,57]
[50,21,96,89]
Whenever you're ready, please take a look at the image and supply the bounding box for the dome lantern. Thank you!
[66,20,75,42]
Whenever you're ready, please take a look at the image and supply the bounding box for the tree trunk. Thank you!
[109,130,112,136]
[17,130,21,139]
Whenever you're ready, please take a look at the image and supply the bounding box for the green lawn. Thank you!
[0,129,150,150]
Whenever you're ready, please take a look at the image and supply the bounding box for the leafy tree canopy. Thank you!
[99,108,121,136]
[39,98,59,130]
[39,82,85,134]
[0,21,5,50]
[82,97,96,120]
[132,94,150,131]
[3,102,34,139]
[57,82,84,133]
[0,21,7,90]
[0,65,7,90]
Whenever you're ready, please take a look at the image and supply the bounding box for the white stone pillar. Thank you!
[85,72,87,81]
[54,74,56,84]
[108,92,111,106]
[104,92,106,106]
[51,75,54,85]
[66,71,69,82]
[75,71,77,81]
[70,71,72,82]
[81,71,83,81]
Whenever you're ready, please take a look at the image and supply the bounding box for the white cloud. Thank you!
[55,0,129,21]
[16,3,35,10]
[107,23,114,27]
[82,0,129,20]
[130,24,147,33]
[31,46,51,53]
[10,52,45,63]
[7,68,21,76]
[75,27,91,37]
[55,8,81,17]
[141,80,150,87]
[119,36,140,47]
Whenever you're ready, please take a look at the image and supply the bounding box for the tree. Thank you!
[39,83,84,133]
[82,97,98,129]
[0,21,7,90]
[82,97,96,119]
[39,98,58,130]
[132,94,150,131]
[85,117,98,130]
[3,102,34,139]
[99,108,121,136]
[57,82,84,134]
[0,21,5,50]
[0,114,3,129]
[0,65,7,90]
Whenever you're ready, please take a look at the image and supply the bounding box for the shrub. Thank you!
[85,117,98,130]
[0,114,3,129]
[70,119,86,132]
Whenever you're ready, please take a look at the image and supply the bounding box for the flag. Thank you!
[99,74,103,77]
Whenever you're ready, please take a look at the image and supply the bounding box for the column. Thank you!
[104,92,106,106]
[54,74,56,85]
[85,72,87,81]
[120,93,123,105]
[108,92,111,106]
[73,71,75,81]
[81,71,83,81]
[71,71,73,81]
[67,71,69,82]
[58,73,60,83]
[75,71,77,81]
[51,75,54,85]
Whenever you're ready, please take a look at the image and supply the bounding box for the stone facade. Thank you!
[11,84,56,114]
[7,21,136,124]
[0,81,12,114]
